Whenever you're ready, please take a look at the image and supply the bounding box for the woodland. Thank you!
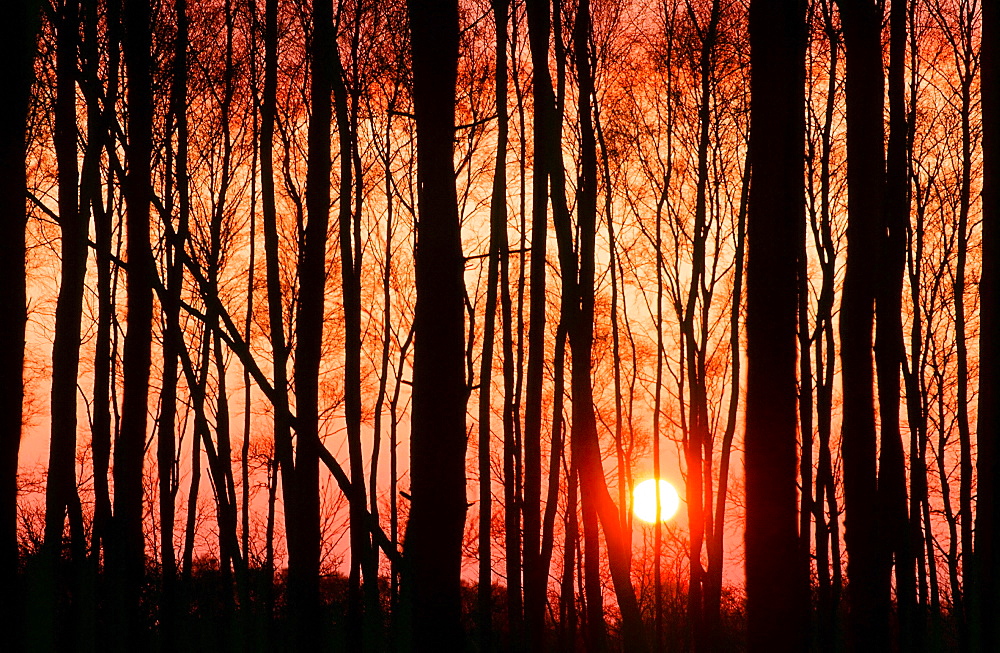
[0,0,997,650]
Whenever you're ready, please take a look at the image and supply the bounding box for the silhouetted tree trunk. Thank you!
[522,0,558,643]
[45,0,87,566]
[705,156,749,643]
[111,0,156,645]
[902,10,931,644]
[156,0,188,643]
[945,5,978,644]
[977,0,999,646]
[38,1,86,646]
[555,1,647,649]
[74,1,108,643]
[181,333,210,584]
[558,454,578,652]
[85,0,119,569]
[808,4,842,643]
[404,0,468,649]
[478,0,510,648]
[0,1,40,648]
[259,0,294,638]
[745,0,809,650]
[289,0,335,643]
[678,6,720,644]
[329,23,375,649]
[878,0,916,645]
[835,0,890,647]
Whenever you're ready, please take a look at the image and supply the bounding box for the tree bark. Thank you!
[404,0,468,649]
[745,0,810,650]
[835,0,891,647]
[478,0,510,648]
[556,1,647,649]
[522,0,558,644]
[878,0,916,645]
[111,0,156,645]
[976,0,999,646]
[289,0,335,643]
[0,0,40,648]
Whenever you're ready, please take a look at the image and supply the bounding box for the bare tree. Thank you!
[976,0,998,647]
[0,0,41,647]
[110,0,156,645]
[835,0,890,646]
[745,0,809,649]
[404,0,468,649]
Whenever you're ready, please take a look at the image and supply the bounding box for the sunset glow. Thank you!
[633,479,680,524]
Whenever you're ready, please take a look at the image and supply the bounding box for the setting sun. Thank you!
[633,479,681,524]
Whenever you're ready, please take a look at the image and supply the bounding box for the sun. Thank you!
[633,478,680,523]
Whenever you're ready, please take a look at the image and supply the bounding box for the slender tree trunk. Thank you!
[903,11,930,646]
[404,0,468,649]
[558,455,578,653]
[329,22,372,652]
[289,0,335,643]
[679,4,720,640]
[745,0,809,650]
[45,0,87,565]
[879,0,916,646]
[87,0,120,568]
[157,0,188,643]
[558,1,647,649]
[522,0,558,644]
[811,6,841,644]
[705,156,749,641]
[181,334,210,583]
[259,0,295,638]
[835,0,891,647]
[953,58,975,653]
[479,0,510,648]
[38,3,85,646]
[111,0,156,645]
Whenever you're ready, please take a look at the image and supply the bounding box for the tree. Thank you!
[0,0,41,647]
[478,0,511,648]
[404,0,468,649]
[744,0,809,650]
[878,0,916,644]
[835,0,891,646]
[976,0,998,646]
[110,0,156,646]
[287,0,336,643]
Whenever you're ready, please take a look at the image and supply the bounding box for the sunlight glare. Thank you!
[633,478,680,523]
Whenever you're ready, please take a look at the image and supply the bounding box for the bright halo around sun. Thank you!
[633,478,680,523]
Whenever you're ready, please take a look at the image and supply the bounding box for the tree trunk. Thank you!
[38,2,86,646]
[0,0,40,648]
[259,0,295,638]
[522,0,558,644]
[329,22,373,652]
[111,0,155,645]
[977,0,999,640]
[835,0,891,647]
[45,0,87,565]
[404,0,468,649]
[289,0,335,643]
[478,0,510,648]
[878,0,916,645]
[86,0,119,568]
[745,0,809,650]
[558,1,647,649]
[157,0,188,643]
